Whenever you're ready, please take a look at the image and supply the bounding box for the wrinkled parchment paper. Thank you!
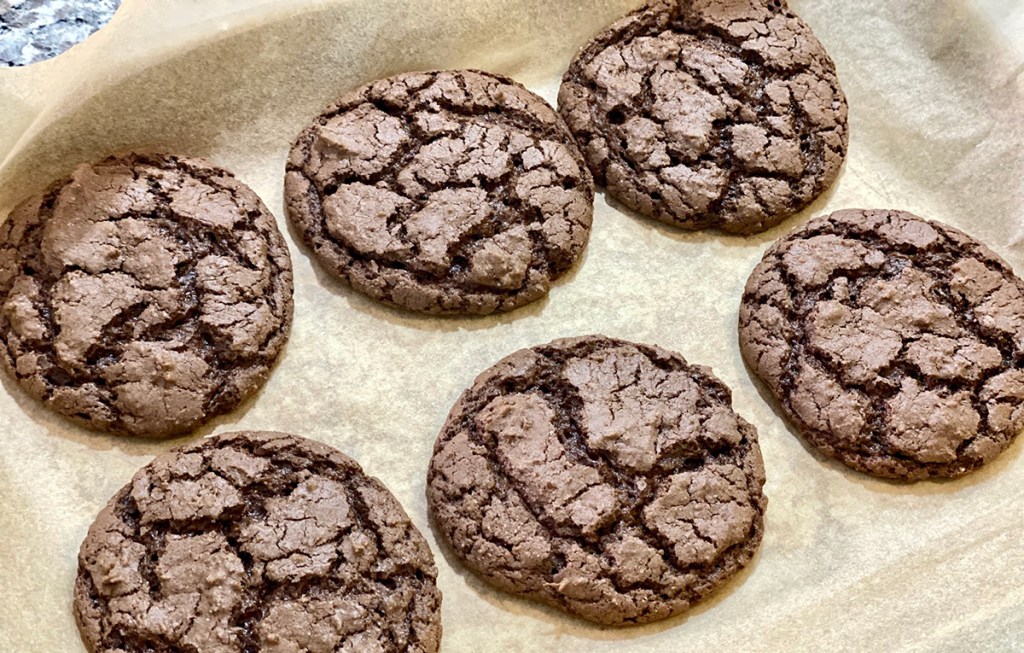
[1,0,1023,650]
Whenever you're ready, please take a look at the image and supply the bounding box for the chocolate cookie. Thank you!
[740,209,1024,479]
[558,0,848,234]
[0,154,293,438]
[426,336,766,626]
[285,69,594,315]
[74,431,442,653]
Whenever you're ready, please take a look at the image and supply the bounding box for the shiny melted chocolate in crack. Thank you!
[427,336,766,626]
[74,431,442,653]
[285,70,594,315]
[0,154,293,438]
[559,0,848,234]
[740,209,1024,479]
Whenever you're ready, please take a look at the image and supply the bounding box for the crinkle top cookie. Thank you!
[286,69,594,315]
[427,335,766,625]
[559,0,848,234]
[0,154,293,437]
[740,209,1024,479]
[74,431,442,653]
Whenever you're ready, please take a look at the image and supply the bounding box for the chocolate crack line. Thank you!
[672,3,818,73]
[444,341,762,577]
[291,176,553,298]
[593,51,838,203]
[141,157,293,321]
[291,81,577,190]
[289,120,586,294]
[319,72,575,149]
[750,215,1022,465]
[470,510,762,602]
[3,158,286,324]
[90,443,432,652]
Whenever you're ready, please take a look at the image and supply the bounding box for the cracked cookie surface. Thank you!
[74,431,442,653]
[285,69,594,315]
[0,154,293,438]
[740,209,1024,479]
[558,0,847,234]
[426,335,765,625]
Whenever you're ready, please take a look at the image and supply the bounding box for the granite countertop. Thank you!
[0,0,121,66]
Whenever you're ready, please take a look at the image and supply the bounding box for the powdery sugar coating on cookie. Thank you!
[740,209,1024,479]
[0,154,293,438]
[559,0,847,234]
[285,70,594,315]
[427,336,766,626]
[74,431,442,653]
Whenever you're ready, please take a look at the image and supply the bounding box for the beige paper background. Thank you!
[1,0,1023,650]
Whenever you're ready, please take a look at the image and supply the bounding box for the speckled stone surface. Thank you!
[0,0,121,66]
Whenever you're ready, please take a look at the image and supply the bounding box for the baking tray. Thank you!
[1,0,1023,650]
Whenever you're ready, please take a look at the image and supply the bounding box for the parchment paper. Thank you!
[1,0,1023,650]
